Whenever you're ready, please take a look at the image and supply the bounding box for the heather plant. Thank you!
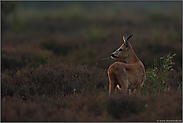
[141,52,177,95]
[1,59,182,122]
[1,63,108,100]
[2,89,181,122]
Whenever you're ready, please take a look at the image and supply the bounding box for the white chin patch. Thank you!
[111,56,116,59]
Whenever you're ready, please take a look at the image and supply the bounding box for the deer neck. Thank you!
[125,49,140,64]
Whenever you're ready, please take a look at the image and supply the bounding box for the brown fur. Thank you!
[108,35,146,96]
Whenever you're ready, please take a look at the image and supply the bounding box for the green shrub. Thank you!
[141,52,177,95]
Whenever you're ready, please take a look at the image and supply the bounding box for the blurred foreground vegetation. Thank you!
[1,1,182,122]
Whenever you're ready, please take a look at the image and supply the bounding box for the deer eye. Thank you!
[119,49,123,51]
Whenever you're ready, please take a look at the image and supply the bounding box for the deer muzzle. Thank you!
[111,54,116,59]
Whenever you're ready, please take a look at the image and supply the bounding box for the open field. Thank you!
[1,1,182,121]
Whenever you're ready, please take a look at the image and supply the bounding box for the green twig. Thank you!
[102,57,111,61]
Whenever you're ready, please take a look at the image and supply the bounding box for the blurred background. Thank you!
[1,1,182,71]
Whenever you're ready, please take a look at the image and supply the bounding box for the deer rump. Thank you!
[108,62,141,92]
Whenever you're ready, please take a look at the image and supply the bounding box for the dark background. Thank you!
[2,1,182,71]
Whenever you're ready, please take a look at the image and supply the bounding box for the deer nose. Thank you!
[111,54,116,58]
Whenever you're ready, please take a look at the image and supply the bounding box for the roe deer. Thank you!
[108,34,146,96]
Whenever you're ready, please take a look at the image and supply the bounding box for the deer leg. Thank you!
[108,73,117,96]
[136,84,141,96]
[129,89,132,94]
[128,88,135,95]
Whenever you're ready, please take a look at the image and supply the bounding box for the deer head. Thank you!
[111,34,133,60]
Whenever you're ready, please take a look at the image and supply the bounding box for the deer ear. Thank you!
[126,34,133,41]
[123,36,126,44]
[126,41,130,49]
[122,34,132,49]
